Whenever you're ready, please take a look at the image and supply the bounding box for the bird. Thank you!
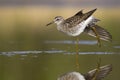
[57,64,112,80]
[46,8,112,43]
[46,8,112,69]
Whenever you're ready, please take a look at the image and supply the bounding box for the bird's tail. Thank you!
[84,24,112,42]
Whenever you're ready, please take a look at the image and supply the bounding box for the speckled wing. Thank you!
[64,8,97,28]
[84,25,112,42]
[84,64,112,80]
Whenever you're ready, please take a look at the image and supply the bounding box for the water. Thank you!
[0,53,120,80]
[0,39,119,80]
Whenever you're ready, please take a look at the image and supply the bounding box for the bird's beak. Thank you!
[46,21,54,26]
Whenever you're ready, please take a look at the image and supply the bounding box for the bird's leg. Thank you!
[92,58,101,80]
[91,27,101,47]
[75,37,80,71]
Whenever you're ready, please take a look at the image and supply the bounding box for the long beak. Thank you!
[46,21,54,26]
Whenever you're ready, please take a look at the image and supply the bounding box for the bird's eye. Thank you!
[56,18,60,21]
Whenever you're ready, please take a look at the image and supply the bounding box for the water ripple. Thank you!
[0,50,114,57]
[113,46,120,49]
[44,40,97,45]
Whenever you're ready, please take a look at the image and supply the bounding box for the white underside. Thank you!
[68,16,94,36]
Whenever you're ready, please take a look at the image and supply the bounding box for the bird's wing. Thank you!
[64,8,97,28]
[84,64,112,80]
[74,9,84,16]
[84,25,112,42]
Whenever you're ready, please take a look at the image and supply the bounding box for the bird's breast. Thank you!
[56,16,94,37]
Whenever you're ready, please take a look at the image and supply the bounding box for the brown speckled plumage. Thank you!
[46,8,112,42]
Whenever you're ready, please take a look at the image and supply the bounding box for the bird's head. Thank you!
[46,16,64,26]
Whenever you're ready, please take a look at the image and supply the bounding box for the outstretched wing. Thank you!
[84,64,112,80]
[84,25,112,42]
[74,9,84,16]
[64,8,97,28]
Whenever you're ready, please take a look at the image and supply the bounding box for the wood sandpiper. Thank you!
[46,8,112,69]
[46,8,112,43]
